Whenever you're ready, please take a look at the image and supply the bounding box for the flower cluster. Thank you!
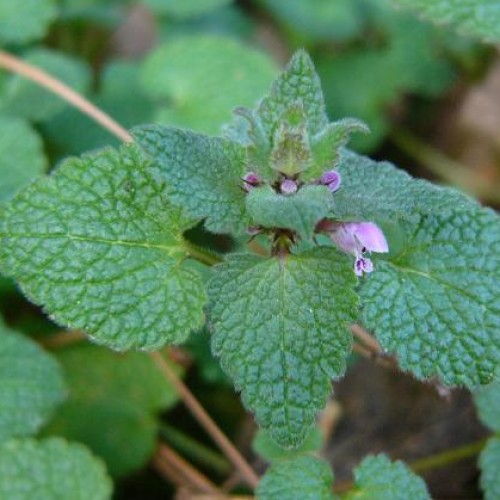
[242,168,388,276]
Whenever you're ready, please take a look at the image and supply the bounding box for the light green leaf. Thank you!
[1,49,91,122]
[361,207,500,387]
[133,125,248,234]
[143,0,232,18]
[0,0,56,44]
[0,144,206,350]
[344,454,430,500]
[0,323,66,442]
[141,35,277,134]
[246,185,333,240]
[474,374,500,432]
[253,427,323,463]
[0,438,112,500]
[0,115,46,202]
[393,0,500,43]
[44,343,182,477]
[480,438,500,500]
[332,150,475,223]
[208,248,358,447]
[256,455,335,500]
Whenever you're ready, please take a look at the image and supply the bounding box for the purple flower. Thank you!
[329,222,388,276]
[280,178,298,195]
[320,170,341,193]
[242,172,261,192]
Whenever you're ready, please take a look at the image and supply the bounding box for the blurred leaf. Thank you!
[1,48,91,122]
[474,374,500,432]
[253,427,323,463]
[256,454,335,499]
[393,0,500,43]
[0,323,66,443]
[0,438,112,499]
[0,115,46,202]
[258,0,365,42]
[344,454,430,499]
[141,35,277,134]
[0,0,56,44]
[44,343,182,477]
[43,60,155,156]
[480,438,500,500]
[0,144,206,350]
[144,0,232,18]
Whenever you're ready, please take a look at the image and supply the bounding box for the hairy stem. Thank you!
[150,351,260,489]
[0,49,133,143]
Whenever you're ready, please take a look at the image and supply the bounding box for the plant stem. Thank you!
[39,330,87,349]
[160,423,231,475]
[150,351,260,490]
[153,443,222,495]
[182,240,223,266]
[410,437,488,473]
[0,49,133,144]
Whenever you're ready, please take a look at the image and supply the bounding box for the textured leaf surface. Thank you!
[0,145,206,350]
[361,207,500,387]
[246,185,332,240]
[44,343,182,477]
[0,323,65,442]
[474,375,500,432]
[208,249,358,447]
[0,115,46,202]
[0,0,56,43]
[134,125,247,234]
[143,0,232,18]
[2,49,91,122]
[394,0,500,43]
[257,50,328,138]
[0,438,112,500]
[333,150,474,222]
[256,455,335,500]
[480,438,500,500]
[344,454,429,500]
[141,35,277,134]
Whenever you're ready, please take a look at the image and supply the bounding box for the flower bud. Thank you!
[280,178,298,195]
[320,170,341,193]
[242,172,261,192]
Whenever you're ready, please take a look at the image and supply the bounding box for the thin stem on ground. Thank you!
[39,330,87,349]
[150,351,260,490]
[0,49,133,143]
[152,443,222,496]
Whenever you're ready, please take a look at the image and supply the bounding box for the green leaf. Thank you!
[332,150,475,223]
[0,323,66,442]
[0,437,112,500]
[474,374,500,432]
[133,125,248,234]
[0,115,46,202]
[1,49,91,122]
[43,343,182,477]
[208,248,358,447]
[257,50,329,140]
[256,454,335,500]
[258,0,365,42]
[246,185,333,240]
[0,0,56,44]
[393,0,500,43]
[344,454,430,500]
[479,438,500,500]
[140,35,277,134]
[360,207,500,387]
[0,144,206,350]
[143,0,232,18]
[253,427,323,463]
